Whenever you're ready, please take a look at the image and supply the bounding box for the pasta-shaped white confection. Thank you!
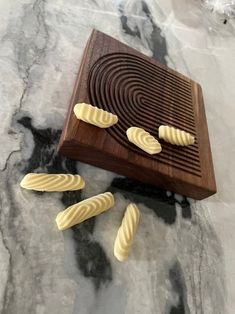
[114,203,140,262]
[55,192,114,230]
[158,125,195,146]
[20,173,85,192]
[126,127,162,154]
[73,103,118,128]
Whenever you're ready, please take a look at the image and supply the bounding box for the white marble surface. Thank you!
[1,0,235,313]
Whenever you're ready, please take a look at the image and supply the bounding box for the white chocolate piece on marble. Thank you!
[55,192,114,230]
[73,103,118,128]
[20,173,85,192]
[126,127,162,154]
[114,203,140,262]
[158,125,195,146]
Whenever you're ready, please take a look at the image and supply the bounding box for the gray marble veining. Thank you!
[0,0,235,313]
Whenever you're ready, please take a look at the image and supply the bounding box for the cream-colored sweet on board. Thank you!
[158,125,195,146]
[114,203,140,262]
[55,192,114,230]
[126,127,162,154]
[73,103,118,128]
[20,173,85,192]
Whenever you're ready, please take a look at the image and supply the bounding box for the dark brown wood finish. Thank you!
[58,29,216,200]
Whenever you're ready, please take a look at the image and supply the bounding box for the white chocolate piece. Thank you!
[55,192,114,230]
[126,127,162,154]
[159,125,195,146]
[20,173,85,192]
[73,103,118,128]
[114,203,140,262]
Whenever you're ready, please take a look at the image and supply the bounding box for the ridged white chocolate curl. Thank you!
[55,192,114,230]
[126,127,162,154]
[114,203,140,262]
[73,103,118,128]
[20,173,85,192]
[158,125,195,146]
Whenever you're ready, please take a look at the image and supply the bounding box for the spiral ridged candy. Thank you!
[73,103,118,128]
[55,192,114,230]
[114,203,140,262]
[126,127,162,154]
[159,125,195,146]
[20,173,85,192]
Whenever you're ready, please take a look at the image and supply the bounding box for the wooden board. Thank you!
[58,29,216,200]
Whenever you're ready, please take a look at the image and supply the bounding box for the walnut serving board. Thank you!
[58,29,216,200]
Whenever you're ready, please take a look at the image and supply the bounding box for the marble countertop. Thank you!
[1,0,235,313]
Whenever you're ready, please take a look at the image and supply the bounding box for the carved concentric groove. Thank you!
[88,53,201,176]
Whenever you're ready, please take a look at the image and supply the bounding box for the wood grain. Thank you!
[58,29,216,200]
